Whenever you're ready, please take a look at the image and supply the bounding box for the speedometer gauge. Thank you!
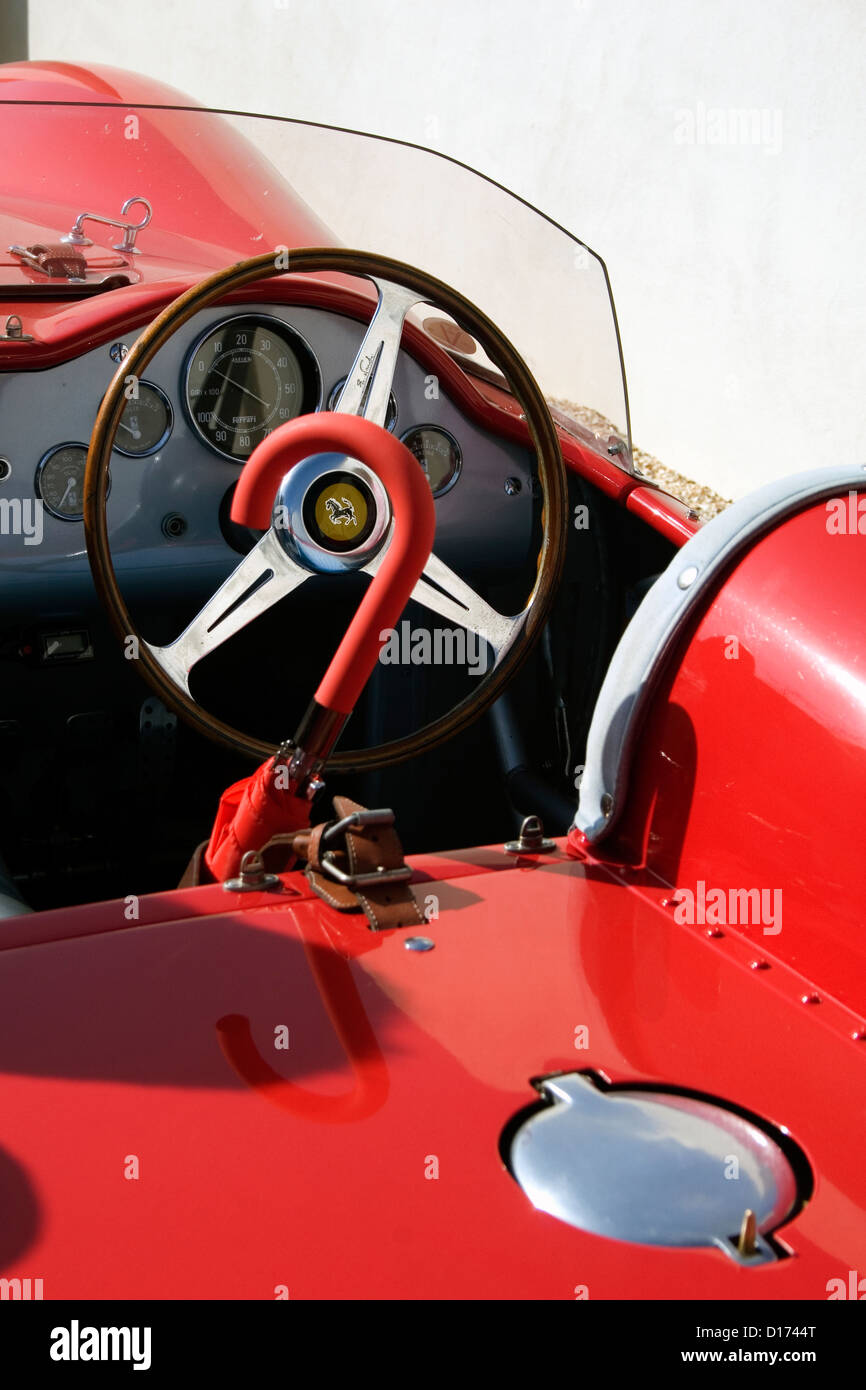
[184,314,321,461]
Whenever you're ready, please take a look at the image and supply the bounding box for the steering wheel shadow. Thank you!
[0,1144,40,1274]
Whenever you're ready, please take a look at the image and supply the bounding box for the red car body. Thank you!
[0,61,864,1303]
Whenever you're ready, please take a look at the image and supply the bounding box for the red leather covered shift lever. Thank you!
[204,412,435,882]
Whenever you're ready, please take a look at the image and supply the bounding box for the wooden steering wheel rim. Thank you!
[83,248,567,772]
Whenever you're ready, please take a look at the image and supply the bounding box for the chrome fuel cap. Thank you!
[507,1072,801,1263]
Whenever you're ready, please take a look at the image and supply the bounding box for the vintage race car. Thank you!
[0,59,863,1305]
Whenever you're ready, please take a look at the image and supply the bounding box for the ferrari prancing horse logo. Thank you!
[313,479,369,545]
[324,496,357,527]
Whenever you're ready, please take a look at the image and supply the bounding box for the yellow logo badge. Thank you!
[314,482,368,543]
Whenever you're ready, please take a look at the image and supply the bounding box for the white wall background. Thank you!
[27,0,866,499]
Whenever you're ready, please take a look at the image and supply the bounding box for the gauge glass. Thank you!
[35,443,91,521]
[114,381,173,457]
[327,376,398,432]
[401,425,462,497]
[184,314,321,461]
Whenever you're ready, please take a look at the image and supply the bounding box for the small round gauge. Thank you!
[327,376,398,432]
[184,314,321,462]
[114,381,173,457]
[35,443,91,521]
[401,425,462,497]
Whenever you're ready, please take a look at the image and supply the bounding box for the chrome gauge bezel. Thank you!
[400,424,462,498]
[35,441,110,522]
[113,380,174,458]
[182,312,323,463]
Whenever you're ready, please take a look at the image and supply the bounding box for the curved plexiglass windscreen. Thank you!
[0,101,631,461]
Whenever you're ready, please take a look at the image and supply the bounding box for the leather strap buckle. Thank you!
[319,809,413,888]
[292,797,424,930]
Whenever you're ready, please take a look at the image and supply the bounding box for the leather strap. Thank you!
[10,242,88,279]
[291,796,424,931]
[179,795,424,932]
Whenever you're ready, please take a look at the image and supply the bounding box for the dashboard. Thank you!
[0,301,536,623]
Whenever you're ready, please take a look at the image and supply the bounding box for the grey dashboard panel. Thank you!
[0,302,535,618]
[574,462,866,842]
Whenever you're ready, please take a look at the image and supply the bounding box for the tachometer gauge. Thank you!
[400,425,462,497]
[35,442,109,521]
[114,381,173,457]
[184,314,321,461]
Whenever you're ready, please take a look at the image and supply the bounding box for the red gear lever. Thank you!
[204,413,436,882]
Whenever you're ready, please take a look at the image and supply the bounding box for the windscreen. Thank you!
[0,100,631,462]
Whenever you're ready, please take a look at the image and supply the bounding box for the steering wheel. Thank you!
[83,249,567,772]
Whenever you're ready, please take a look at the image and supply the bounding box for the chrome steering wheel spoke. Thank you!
[333,277,525,670]
[332,278,425,425]
[364,543,523,672]
[146,528,309,694]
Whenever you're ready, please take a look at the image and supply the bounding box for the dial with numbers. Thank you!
[184,314,321,461]
[35,443,88,520]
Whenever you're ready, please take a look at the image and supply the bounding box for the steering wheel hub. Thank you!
[273,453,390,573]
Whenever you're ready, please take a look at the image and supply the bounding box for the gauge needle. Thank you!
[59,476,77,507]
[119,420,141,439]
[210,368,269,409]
